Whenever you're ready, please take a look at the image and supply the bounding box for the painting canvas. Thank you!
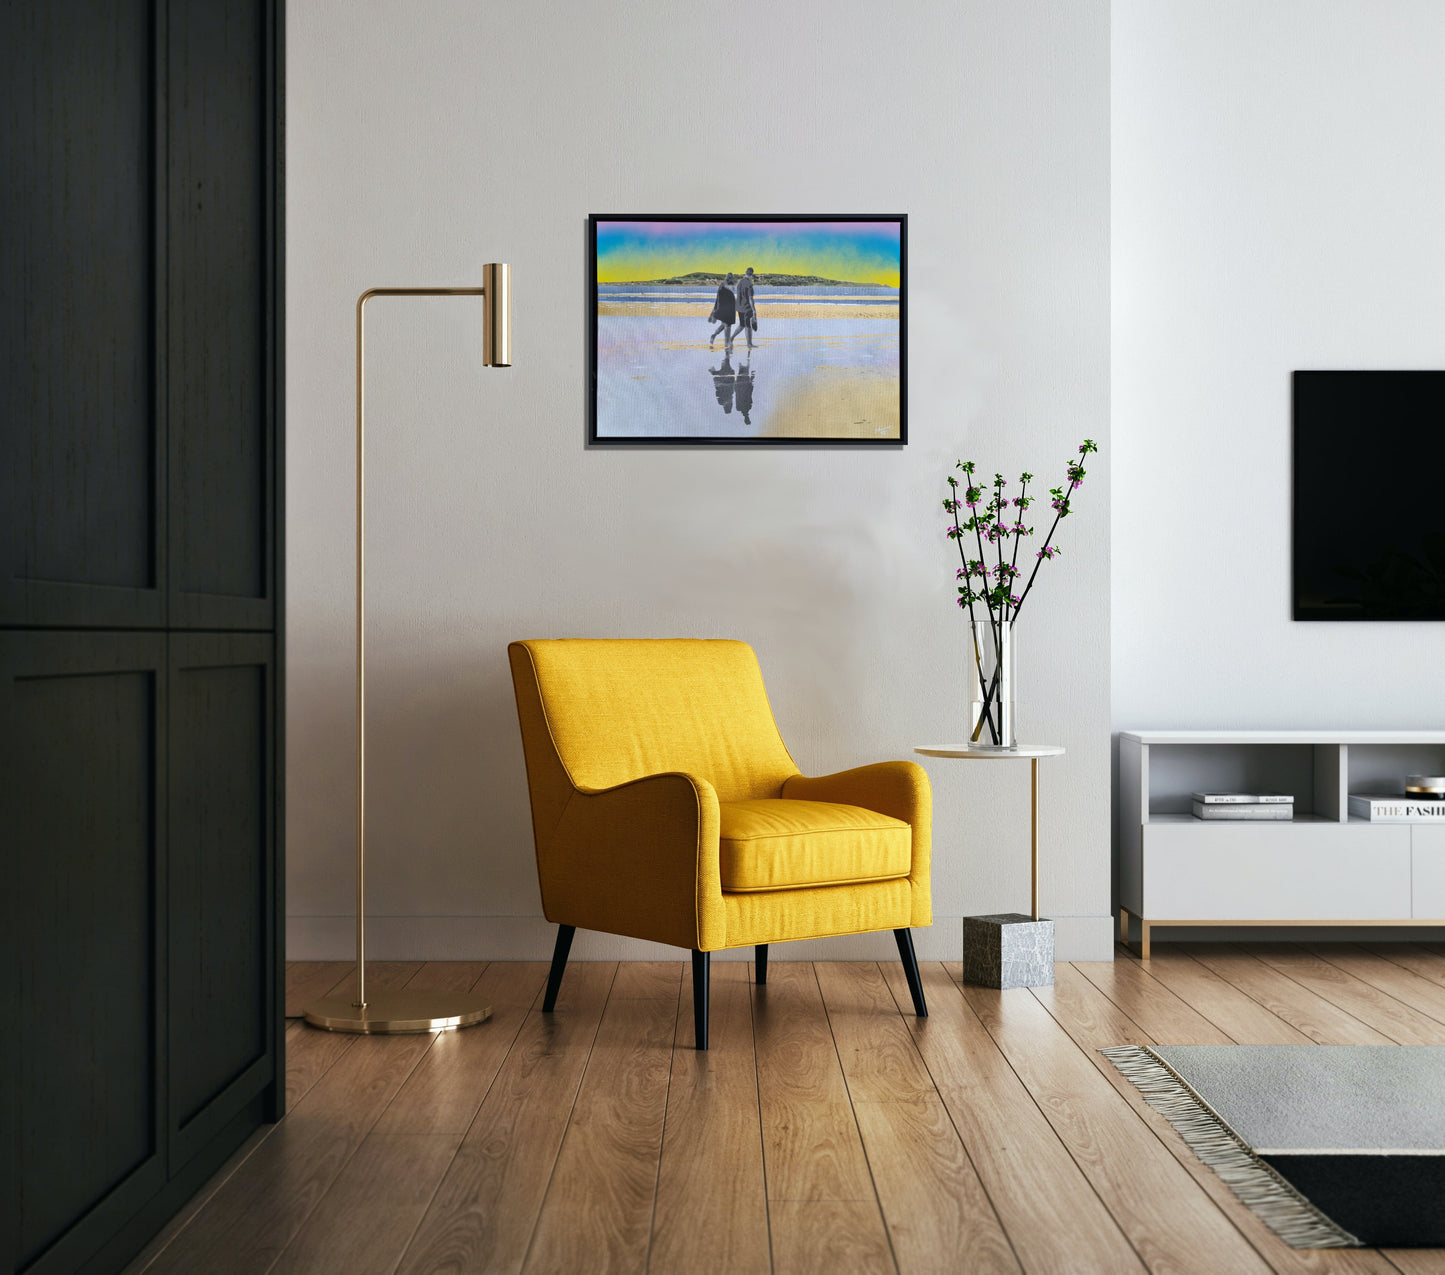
[589,214,906,444]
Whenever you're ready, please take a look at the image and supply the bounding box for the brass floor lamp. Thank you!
[304,265,511,1034]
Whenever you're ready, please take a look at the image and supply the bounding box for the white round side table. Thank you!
[915,744,1065,988]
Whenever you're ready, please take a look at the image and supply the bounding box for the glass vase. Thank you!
[967,618,1015,749]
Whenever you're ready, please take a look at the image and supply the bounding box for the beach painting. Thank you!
[589,214,906,444]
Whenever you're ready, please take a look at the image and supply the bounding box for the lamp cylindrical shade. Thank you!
[482,262,511,367]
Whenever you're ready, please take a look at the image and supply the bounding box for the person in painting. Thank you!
[734,266,757,349]
[734,350,755,425]
[708,272,738,346]
[710,352,736,413]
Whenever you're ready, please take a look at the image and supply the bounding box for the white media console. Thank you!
[1118,730,1445,957]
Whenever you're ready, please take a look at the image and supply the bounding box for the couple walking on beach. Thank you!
[708,267,757,349]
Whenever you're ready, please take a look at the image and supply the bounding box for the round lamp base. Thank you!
[302,989,492,1034]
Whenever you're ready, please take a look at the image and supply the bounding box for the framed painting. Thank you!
[588,214,906,445]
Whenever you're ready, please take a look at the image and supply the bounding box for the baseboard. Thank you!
[287,912,1116,963]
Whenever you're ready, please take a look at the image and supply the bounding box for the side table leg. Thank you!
[1030,758,1039,920]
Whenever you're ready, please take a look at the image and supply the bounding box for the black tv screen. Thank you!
[1294,370,1445,620]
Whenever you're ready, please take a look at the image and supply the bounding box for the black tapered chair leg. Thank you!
[542,924,576,1012]
[755,944,768,985]
[894,928,928,1018]
[692,950,710,1050]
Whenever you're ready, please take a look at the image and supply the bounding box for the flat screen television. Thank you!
[1294,370,1445,620]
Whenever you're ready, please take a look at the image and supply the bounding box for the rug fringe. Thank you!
[1101,1045,1362,1249]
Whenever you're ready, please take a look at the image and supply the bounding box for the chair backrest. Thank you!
[508,639,799,821]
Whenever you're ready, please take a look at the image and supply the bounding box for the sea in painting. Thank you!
[593,219,902,440]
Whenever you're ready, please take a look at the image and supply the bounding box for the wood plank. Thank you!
[883,962,1144,1273]
[1182,945,1395,1045]
[817,963,1016,1272]
[144,1030,435,1273]
[650,962,770,1275]
[284,1017,354,1111]
[768,1200,896,1275]
[1246,945,1445,1045]
[322,961,424,1000]
[394,962,617,1275]
[269,963,546,1275]
[1030,963,1153,1048]
[1072,958,1235,1044]
[1307,945,1445,1029]
[961,978,1272,1274]
[1037,966,1402,1275]
[752,961,877,1201]
[1113,944,1314,1044]
[1360,941,1445,989]
[754,963,894,1275]
[404,960,490,994]
[1384,1252,1445,1274]
[522,963,681,1273]
[813,962,937,1102]
[854,1099,1020,1274]
[373,963,537,1136]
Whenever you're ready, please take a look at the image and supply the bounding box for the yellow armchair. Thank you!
[508,638,931,1047]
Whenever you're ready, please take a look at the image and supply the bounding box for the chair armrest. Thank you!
[783,761,932,927]
[540,771,725,952]
[783,760,930,827]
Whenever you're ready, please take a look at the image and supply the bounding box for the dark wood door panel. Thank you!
[167,633,276,1164]
[0,1,166,629]
[167,0,274,631]
[0,633,167,1274]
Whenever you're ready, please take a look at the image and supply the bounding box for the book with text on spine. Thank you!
[1191,801,1294,821]
[1348,795,1445,822]
[1191,792,1294,804]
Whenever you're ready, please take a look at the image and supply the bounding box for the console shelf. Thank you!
[1118,730,1445,957]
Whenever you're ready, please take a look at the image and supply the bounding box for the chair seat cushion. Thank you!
[718,798,912,892]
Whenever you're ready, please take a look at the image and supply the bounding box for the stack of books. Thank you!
[1191,792,1294,821]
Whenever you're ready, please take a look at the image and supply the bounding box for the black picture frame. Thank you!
[588,213,907,446]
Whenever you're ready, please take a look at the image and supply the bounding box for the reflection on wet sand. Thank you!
[595,313,898,439]
[708,351,756,425]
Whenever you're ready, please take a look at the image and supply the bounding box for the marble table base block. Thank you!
[963,913,1055,988]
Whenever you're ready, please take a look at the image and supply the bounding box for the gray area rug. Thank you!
[1103,1045,1445,1248]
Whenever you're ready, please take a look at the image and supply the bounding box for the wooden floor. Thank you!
[124,943,1445,1274]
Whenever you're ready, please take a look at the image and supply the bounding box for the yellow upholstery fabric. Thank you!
[508,638,931,951]
[719,799,911,892]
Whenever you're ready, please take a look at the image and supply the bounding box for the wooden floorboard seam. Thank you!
[511,961,623,1275]
[1178,945,1393,1044]
[941,960,1174,1275]
[1034,967,1298,1275]
[257,963,485,1275]
[1307,944,1445,1031]
[811,961,903,1275]
[308,962,537,1275]
[639,967,684,1275]
[746,961,778,1275]
[876,963,1027,1274]
[1247,945,1441,1044]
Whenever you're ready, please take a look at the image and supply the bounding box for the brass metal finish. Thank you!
[1117,906,1445,961]
[482,262,512,366]
[303,989,492,1034]
[304,272,513,1035]
[1030,758,1039,920]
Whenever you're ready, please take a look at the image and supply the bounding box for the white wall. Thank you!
[1113,0,1445,734]
[286,0,1113,963]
